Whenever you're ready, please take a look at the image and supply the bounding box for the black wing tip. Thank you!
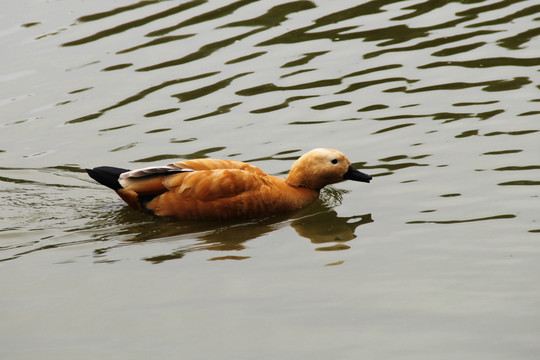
[86,166,130,190]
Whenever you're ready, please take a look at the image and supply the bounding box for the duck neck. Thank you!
[285,171,321,191]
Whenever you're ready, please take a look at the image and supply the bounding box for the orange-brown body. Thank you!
[86,149,371,220]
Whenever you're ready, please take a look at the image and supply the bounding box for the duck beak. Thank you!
[343,165,372,183]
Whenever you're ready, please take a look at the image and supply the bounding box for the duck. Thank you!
[86,148,371,220]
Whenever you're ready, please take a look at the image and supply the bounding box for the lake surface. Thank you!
[1,0,539,358]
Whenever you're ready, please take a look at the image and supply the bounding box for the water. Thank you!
[1,0,539,358]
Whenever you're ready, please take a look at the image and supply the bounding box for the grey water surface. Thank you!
[1,0,539,359]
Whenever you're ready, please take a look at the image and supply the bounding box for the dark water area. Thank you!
[1,0,539,358]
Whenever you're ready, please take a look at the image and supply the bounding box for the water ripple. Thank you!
[62,0,206,47]
[4,0,540,261]
[407,214,517,225]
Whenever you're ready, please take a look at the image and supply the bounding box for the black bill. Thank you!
[343,165,372,183]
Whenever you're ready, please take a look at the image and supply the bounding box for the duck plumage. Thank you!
[86,148,371,220]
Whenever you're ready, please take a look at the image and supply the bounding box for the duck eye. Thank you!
[331,159,338,164]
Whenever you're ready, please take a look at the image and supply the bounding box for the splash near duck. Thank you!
[86,148,371,220]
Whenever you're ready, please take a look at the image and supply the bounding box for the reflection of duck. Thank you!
[91,191,373,263]
[86,148,371,220]
[291,211,373,250]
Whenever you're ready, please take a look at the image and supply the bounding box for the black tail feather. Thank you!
[86,166,130,190]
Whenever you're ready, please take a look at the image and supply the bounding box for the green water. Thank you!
[1,0,539,359]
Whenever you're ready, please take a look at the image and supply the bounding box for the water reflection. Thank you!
[291,212,373,251]
[91,187,373,263]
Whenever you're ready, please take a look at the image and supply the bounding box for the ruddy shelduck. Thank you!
[86,148,371,220]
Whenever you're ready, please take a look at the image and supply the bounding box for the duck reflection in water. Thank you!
[92,187,373,263]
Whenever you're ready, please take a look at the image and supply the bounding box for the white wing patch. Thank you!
[119,163,195,182]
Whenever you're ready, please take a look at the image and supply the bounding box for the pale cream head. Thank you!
[285,148,353,190]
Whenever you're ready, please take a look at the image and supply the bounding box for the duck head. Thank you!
[286,148,372,190]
